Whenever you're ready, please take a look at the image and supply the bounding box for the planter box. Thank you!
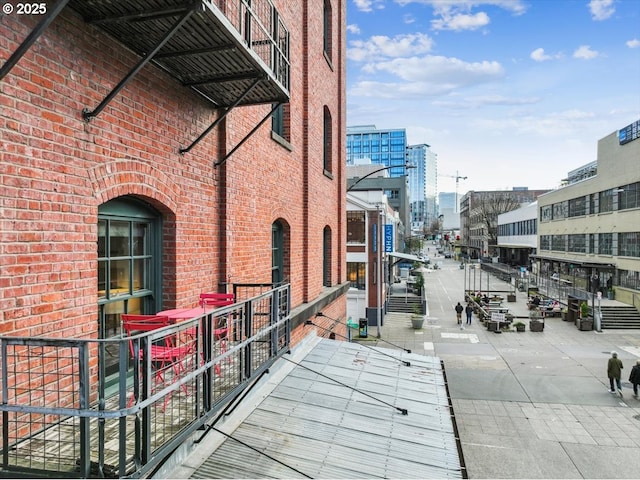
[507,294,516,302]
[529,320,544,332]
[577,318,593,331]
[488,321,511,331]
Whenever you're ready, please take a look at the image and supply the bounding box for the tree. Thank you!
[473,193,522,255]
[404,236,423,255]
[425,219,440,238]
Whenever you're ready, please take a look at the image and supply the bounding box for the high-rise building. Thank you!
[439,192,457,211]
[346,125,407,177]
[406,144,438,234]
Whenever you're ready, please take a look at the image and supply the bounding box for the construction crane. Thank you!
[439,171,467,213]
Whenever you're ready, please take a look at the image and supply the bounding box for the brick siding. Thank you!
[0,1,346,341]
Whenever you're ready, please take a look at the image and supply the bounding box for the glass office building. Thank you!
[407,144,438,234]
[346,125,407,177]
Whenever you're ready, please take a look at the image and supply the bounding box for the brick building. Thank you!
[1,2,346,376]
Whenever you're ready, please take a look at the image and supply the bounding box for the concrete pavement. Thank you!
[365,255,640,479]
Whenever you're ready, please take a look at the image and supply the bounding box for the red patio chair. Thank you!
[198,293,235,374]
[199,292,235,309]
[121,314,192,406]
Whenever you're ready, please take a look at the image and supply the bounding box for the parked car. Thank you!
[444,252,452,258]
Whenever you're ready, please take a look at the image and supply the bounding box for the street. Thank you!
[381,250,640,479]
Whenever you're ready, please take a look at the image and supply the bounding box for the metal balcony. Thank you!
[69,0,290,115]
[0,285,291,478]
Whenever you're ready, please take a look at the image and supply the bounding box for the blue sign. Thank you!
[619,119,640,145]
[384,224,393,252]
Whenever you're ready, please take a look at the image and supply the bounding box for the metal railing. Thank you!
[213,0,290,91]
[0,285,290,478]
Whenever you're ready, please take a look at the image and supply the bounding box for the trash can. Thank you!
[358,318,368,338]
[346,317,358,342]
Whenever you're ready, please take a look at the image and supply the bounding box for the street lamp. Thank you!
[347,163,416,191]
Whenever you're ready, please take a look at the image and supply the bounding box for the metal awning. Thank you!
[530,254,616,270]
[388,252,428,263]
[189,338,464,478]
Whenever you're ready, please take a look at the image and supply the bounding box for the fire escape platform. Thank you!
[68,0,290,109]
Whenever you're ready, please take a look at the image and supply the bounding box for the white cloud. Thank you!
[354,0,385,12]
[350,55,505,98]
[369,55,503,83]
[396,0,528,16]
[474,109,596,137]
[530,48,563,62]
[347,33,434,62]
[404,14,416,24]
[588,0,615,21]
[433,95,540,109]
[432,11,490,31]
[573,45,599,60]
[395,0,527,31]
[347,24,361,35]
[530,48,551,62]
[627,39,640,48]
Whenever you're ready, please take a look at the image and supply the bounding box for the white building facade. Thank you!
[497,201,538,268]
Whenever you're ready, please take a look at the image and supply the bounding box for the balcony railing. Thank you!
[215,0,291,92]
[0,284,291,478]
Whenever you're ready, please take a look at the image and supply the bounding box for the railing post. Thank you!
[244,299,254,379]
[78,344,91,478]
[118,339,132,477]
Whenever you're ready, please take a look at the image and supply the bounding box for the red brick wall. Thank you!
[0,2,346,339]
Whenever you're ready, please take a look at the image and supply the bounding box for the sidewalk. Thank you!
[364,261,640,479]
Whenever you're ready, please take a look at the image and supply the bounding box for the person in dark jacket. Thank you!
[455,302,464,324]
[629,359,640,399]
[607,351,624,397]
[465,303,473,325]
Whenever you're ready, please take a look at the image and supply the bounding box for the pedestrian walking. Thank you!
[465,303,473,325]
[629,359,640,399]
[607,351,624,397]
[454,302,464,325]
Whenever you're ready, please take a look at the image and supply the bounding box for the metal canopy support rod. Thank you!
[179,76,264,154]
[82,7,196,121]
[213,103,281,168]
[0,0,71,82]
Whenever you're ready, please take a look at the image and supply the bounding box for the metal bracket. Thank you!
[82,7,196,121]
[179,76,264,154]
[213,102,282,168]
[0,0,71,82]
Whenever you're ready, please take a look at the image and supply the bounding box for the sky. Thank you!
[346,0,640,194]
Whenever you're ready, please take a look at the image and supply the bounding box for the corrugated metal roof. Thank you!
[190,338,463,479]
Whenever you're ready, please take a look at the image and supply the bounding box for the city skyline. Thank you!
[346,0,640,194]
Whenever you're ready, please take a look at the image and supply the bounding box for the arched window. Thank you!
[323,106,332,173]
[323,0,333,61]
[323,226,332,286]
[272,219,291,286]
[98,196,162,377]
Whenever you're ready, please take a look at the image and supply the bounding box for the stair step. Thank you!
[600,305,640,330]
[387,296,423,314]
